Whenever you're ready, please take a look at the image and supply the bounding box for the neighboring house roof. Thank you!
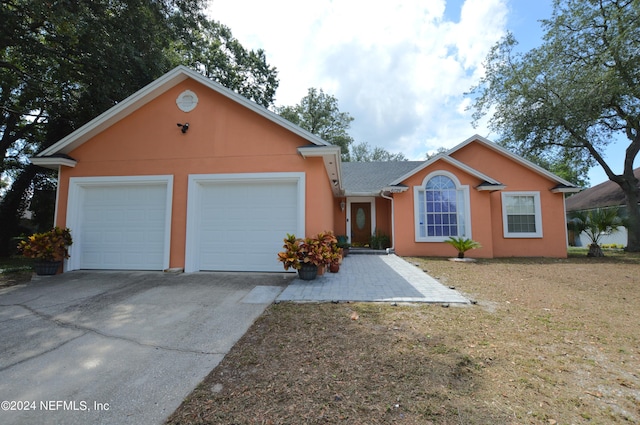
[565,168,640,212]
[342,161,424,195]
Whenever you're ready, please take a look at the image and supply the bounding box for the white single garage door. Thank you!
[185,173,305,272]
[67,176,172,271]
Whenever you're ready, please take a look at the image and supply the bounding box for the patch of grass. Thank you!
[0,256,33,287]
[568,246,640,263]
[0,256,33,271]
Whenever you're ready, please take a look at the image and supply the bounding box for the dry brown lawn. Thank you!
[166,252,640,424]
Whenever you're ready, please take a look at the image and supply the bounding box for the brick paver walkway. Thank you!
[277,254,469,304]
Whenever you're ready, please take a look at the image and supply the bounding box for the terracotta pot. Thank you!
[329,262,340,273]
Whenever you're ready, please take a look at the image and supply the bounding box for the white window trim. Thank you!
[414,171,472,242]
[66,175,174,272]
[501,191,543,238]
[184,172,305,273]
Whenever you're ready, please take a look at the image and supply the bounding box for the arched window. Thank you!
[414,173,470,241]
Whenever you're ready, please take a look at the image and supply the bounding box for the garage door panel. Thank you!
[73,181,170,270]
[188,174,303,272]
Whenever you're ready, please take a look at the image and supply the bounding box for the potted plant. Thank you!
[370,230,390,250]
[315,231,337,275]
[277,232,339,280]
[444,236,481,260]
[336,235,350,257]
[18,227,73,275]
[329,243,342,273]
[277,234,321,280]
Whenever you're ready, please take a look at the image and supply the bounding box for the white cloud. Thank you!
[207,0,509,159]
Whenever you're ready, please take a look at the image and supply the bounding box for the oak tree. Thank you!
[276,88,354,160]
[470,0,640,251]
[0,0,279,255]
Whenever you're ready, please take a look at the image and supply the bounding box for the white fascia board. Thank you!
[30,157,77,169]
[38,66,330,158]
[297,145,341,157]
[344,191,380,197]
[448,134,579,189]
[38,68,191,156]
[297,145,343,195]
[476,184,506,191]
[389,154,502,186]
[381,186,409,193]
[552,186,582,194]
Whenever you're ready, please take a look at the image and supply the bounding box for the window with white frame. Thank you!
[501,192,543,238]
[414,173,470,242]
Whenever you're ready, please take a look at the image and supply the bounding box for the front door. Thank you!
[350,202,371,246]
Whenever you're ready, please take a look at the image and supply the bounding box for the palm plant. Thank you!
[568,207,623,257]
[444,236,481,259]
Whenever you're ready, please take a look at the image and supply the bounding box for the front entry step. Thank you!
[349,247,390,255]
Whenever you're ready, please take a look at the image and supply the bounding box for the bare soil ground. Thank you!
[0,270,31,288]
[166,253,640,424]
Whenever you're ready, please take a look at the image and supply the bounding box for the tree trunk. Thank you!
[0,165,37,257]
[623,188,640,252]
[587,243,604,257]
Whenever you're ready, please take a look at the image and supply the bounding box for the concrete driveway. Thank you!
[0,271,289,425]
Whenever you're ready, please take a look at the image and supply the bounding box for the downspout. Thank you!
[380,190,395,254]
[563,194,569,249]
[54,166,61,226]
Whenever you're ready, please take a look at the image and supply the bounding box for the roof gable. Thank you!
[36,66,329,159]
[448,135,578,189]
[390,154,503,187]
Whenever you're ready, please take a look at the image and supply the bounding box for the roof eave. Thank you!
[30,157,77,169]
[37,67,192,157]
[552,185,582,194]
[449,134,580,190]
[297,146,343,196]
[390,154,503,186]
[476,183,506,191]
[344,191,381,197]
[381,185,409,194]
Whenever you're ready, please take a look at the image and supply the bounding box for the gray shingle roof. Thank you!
[341,161,424,194]
[565,168,640,211]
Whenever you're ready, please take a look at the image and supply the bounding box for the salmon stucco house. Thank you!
[31,66,580,273]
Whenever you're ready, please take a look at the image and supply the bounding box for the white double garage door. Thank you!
[66,173,305,272]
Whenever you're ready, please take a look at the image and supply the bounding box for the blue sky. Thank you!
[208,0,633,186]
